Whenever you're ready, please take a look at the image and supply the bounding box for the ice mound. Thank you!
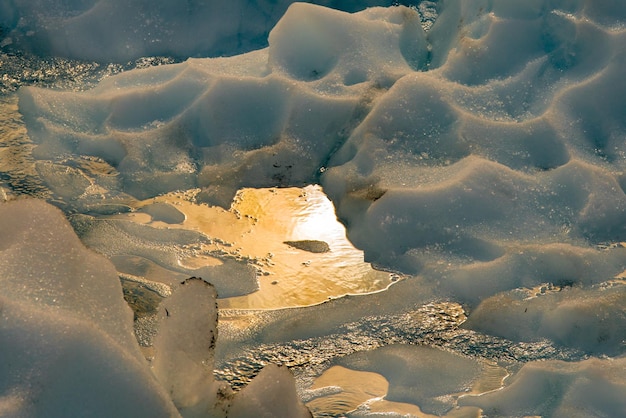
[0,296,179,417]
[320,0,626,297]
[0,0,406,62]
[0,199,140,350]
[464,283,626,356]
[0,199,177,416]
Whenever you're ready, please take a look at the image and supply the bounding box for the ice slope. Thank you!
[9,0,626,416]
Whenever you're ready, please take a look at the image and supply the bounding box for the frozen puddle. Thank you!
[101,185,399,310]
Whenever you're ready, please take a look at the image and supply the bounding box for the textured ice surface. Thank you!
[7,0,626,416]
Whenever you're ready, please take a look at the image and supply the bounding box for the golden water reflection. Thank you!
[121,185,399,309]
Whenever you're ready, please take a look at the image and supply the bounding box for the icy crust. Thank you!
[0,0,405,62]
[0,199,311,417]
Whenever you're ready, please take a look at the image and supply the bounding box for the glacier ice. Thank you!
[4,0,626,416]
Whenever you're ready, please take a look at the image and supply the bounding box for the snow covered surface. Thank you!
[3,0,626,416]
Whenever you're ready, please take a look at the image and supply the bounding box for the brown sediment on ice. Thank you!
[283,240,330,253]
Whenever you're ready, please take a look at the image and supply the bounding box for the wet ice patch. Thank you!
[72,185,399,309]
[337,345,484,415]
[305,365,426,416]
[305,345,507,416]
